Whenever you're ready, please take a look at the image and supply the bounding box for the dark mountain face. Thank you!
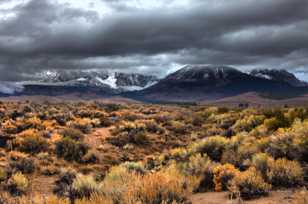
[250,69,308,87]
[131,65,308,102]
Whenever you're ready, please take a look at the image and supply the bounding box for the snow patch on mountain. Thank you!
[250,69,308,87]
[19,70,159,93]
[254,73,272,80]
[96,74,117,89]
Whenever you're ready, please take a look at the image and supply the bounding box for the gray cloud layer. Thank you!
[0,0,308,80]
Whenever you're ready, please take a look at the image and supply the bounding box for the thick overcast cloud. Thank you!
[0,0,308,81]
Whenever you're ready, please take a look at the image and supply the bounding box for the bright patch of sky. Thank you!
[56,0,192,17]
[0,0,28,20]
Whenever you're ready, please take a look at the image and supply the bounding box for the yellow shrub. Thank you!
[230,167,271,200]
[72,174,102,199]
[124,165,188,204]
[170,148,190,161]
[251,153,271,177]
[69,118,93,133]
[190,136,228,161]
[7,172,29,196]
[232,115,265,133]
[100,166,137,203]
[267,158,304,187]
[213,164,239,191]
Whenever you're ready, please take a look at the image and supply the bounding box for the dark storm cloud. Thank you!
[1,0,308,80]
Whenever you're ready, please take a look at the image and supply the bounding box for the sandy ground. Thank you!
[190,190,297,204]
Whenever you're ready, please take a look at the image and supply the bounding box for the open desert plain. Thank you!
[0,0,308,203]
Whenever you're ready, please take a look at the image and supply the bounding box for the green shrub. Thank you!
[17,135,48,154]
[61,128,84,141]
[56,137,89,162]
[177,154,210,176]
[0,168,7,181]
[168,121,187,134]
[266,133,299,160]
[71,174,101,199]
[191,136,228,161]
[251,153,271,177]
[10,158,35,174]
[232,115,265,133]
[122,162,145,174]
[264,114,290,131]
[129,131,150,145]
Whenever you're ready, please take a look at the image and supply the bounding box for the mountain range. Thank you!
[1,65,308,103]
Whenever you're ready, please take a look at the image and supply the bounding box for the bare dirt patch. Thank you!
[190,190,296,204]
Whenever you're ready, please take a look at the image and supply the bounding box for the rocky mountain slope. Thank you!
[15,70,158,96]
[250,69,308,87]
[1,66,307,102]
[131,65,308,102]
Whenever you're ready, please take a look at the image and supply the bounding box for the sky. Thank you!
[0,0,308,81]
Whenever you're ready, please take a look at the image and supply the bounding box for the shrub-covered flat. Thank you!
[0,101,307,203]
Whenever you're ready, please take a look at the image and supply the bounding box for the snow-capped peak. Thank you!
[19,70,159,93]
[168,64,242,81]
[95,73,117,89]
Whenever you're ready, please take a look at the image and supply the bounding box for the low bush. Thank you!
[190,136,228,161]
[170,148,190,162]
[213,164,239,192]
[9,158,35,174]
[251,153,271,177]
[122,162,145,174]
[53,168,77,197]
[0,168,8,181]
[16,134,48,154]
[123,166,189,204]
[109,121,150,146]
[144,120,165,134]
[264,114,290,132]
[55,137,89,162]
[7,172,29,196]
[130,131,150,145]
[61,128,84,141]
[82,152,99,164]
[69,118,92,134]
[267,158,304,187]
[229,167,271,200]
[41,166,60,176]
[71,174,101,199]
[193,162,217,193]
[168,121,187,134]
[176,154,210,177]
[266,132,299,160]
[232,115,265,133]
[100,166,136,203]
